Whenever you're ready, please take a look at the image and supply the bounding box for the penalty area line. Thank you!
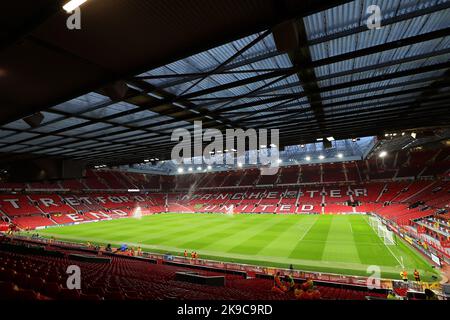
[298,216,319,241]
[363,216,404,268]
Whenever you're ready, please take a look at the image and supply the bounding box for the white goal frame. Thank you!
[369,216,395,245]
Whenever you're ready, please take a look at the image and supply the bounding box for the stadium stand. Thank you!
[0,195,42,216]
[0,237,389,300]
[278,166,300,185]
[60,179,86,191]
[11,216,55,229]
[300,165,322,184]
[323,163,346,183]
[238,169,260,187]
[344,162,361,183]
[28,195,76,214]
[84,170,110,190]
[2,0,450,303]
[0,148,448,230]
[94,171,128,189]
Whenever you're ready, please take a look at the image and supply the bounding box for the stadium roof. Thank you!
[126,136,376,174]
[0,0,449,167]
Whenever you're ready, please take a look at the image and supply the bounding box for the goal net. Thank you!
[369,216,395,245]
[379,225,395,245]
[369,217,379,229]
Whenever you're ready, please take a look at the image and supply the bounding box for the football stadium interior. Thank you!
[0,0,449,302]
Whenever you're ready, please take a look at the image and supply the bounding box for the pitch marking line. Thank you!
[37,231,421,275]
[363,216,404,268]
[298,216,319,241]
[385,245,404,268]
[383,241,404,269]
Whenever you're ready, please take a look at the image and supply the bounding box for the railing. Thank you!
[7,233,448,298]
[9,234,393,289]
[371,213,450,264]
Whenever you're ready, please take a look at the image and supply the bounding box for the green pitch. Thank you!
[37,213,439,281]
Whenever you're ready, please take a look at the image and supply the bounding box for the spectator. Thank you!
[295,279,321,300]
[414,269,420,282]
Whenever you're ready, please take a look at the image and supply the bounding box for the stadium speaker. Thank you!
[23,112,44,128]
[323,140,332,149]
[102,80,129,100]
[272,21,299,52]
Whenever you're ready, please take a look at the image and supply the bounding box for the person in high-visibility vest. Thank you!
[184,250,188,259]
[400,270,408,282]
[387,290,399,300]
[414,269,421,282]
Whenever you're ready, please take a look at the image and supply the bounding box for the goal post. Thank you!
[378,223,395,245]
[369,216,379,229]
[377,223,384,237]
[369,216,396,245]
[382,227,396,246]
